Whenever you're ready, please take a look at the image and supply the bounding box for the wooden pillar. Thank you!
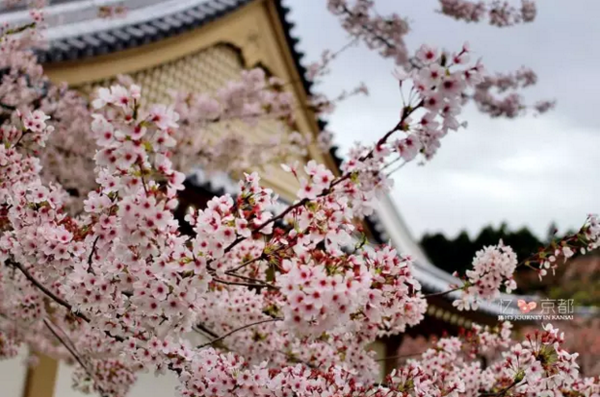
[22,354,57,397]
[379,334,404,378]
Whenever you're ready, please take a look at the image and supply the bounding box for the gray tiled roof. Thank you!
[32,0,254,63]
[14,0,315,98]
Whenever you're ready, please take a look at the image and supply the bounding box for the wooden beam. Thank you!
[21,354,57,397]
[379,334,404,377]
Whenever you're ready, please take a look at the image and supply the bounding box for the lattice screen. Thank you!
[79,44,244,104]
[133,44,245,105]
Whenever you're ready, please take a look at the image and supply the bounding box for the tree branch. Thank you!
[197,317,282,349]
[87,236,100,275]
[193,323,219,339]
[43,317,109,397]
[214,106,421,261]
[8,259,90,323]
[213,277,278,290]
[424,287,462,299]
[7,259,126,343]
[479,379,520,397]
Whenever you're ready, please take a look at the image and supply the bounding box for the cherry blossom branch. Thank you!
[192,323,219,339]
[87,236,100,275]
[374,352,424,362]
[424,286,462,299]
[7,259,91,323]
[212,277,278,290]
[196,317,283,349]
[439,215,599,311]
[219,105,420,257]
[6,259,130,345]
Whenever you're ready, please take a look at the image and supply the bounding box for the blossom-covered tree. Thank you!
[0,1,599,397]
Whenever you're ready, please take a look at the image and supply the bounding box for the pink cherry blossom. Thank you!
[0,6,596,397]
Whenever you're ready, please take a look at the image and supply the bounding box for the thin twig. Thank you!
[193,323,219,339]
[43,318,108,397]
[479,379,520,397]
[197,317,282,349]
[227,253,268,274]
[385,160,408,177]
[339,4,397,52]
[213,277,278,290]
[209,105,421,264]
[222,272,272,287]
[424,287,462,299]
[139,164,149,195]
[87,236,100,275]
[374,352,423,362]
[8,259,125,342]
[191,323,316,369]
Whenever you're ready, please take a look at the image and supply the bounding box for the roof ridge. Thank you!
[35,0,254,63]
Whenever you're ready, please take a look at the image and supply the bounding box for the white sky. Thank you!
[287,0,600,239]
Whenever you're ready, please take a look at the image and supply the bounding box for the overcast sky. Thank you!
[286,0,600,240]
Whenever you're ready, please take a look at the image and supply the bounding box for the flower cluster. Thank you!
[327,0,411,67]
[275,246,426,338]
[0,328,20,359]
[381,324,597,397]
[37,68,308,209]
[439,0,537,27]
[72,357,136,397]
[484,324,581,396]
[473,66,555,118]
[333,43,484,206]
[396,43,484,160]
[453,242,518,311]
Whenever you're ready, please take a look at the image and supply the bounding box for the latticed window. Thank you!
[79,44,245,104]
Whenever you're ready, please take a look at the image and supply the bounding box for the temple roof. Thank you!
[0,0,306,84]
[0,0,252,63]
[3,0,316,112]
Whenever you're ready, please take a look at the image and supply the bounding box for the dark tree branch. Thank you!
[8,259,91,323]
[197,317,282,349]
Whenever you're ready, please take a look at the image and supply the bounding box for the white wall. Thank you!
[0,346,29,397]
